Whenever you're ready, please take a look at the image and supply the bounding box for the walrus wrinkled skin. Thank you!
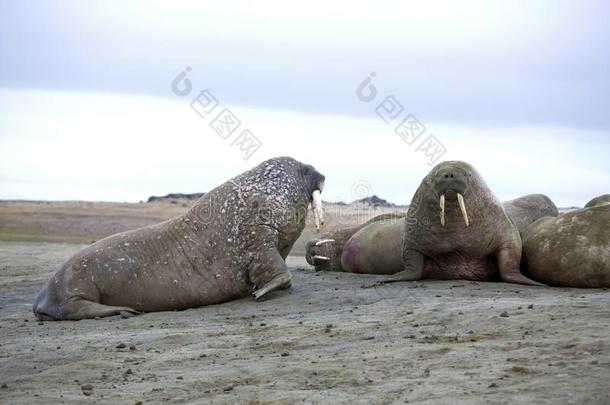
[306,193,558,274]
[503,194,558,235]
[522,204,610,287]
[383,161,543,286]
[337,194,558,275]
[33,157,325,320]
[584,194,610,208]
[305,213,405,272]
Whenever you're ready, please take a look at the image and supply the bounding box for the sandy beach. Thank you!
[0,201,609,404]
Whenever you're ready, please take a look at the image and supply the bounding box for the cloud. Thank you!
[0,89,607,206]
[1,1,609,129]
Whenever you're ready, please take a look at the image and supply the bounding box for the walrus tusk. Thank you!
[440,194,445,226]
[313,255,330,261]
[315,239,335,246]
[457,193,469,227]
[312,190,324,231]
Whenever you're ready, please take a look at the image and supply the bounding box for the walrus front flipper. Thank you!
[253,272,292,300]
[35,296,140,321]
[250,248,292,301]
[496,246,545,287]
[381,249,424,283]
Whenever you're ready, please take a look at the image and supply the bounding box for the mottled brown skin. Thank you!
[522,204,610,287]
[305,213,405,272]
[503,194,558,236]
[308,193,557,275]
[33,157,325,320]
[384,161,543,286]
[339,194,557,275]
[584,194,610,208]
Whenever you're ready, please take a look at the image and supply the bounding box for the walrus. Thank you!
[305,213,405,272]
[341,193,559,275]
[33,157,326,320]
[502,194,559,235]
[307,194,557,275]
[522,204,610,287]
[340,219,403,274]
[382,161,543,285]
[584,194,610,208]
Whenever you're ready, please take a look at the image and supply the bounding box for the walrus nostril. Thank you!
[442,171,458,179]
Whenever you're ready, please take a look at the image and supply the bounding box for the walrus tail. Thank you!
[33,290,140,321]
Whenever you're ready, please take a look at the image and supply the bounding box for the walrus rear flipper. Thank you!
[252,272,292,300]
[34,295,140,321]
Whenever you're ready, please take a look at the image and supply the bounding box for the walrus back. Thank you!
[522,205,610,287]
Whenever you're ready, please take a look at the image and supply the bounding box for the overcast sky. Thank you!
[0,0,608,206]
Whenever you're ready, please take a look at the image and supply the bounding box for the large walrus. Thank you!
[382,161,543,285]
[522,204,610,287]
[307,194,558,275]
[33,157,326,320]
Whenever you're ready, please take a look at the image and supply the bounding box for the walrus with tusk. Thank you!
[382,161,544,286]
[306,194,558,275]
[305,213,406,272]
[33,156,325,320]
[340,193,558,275]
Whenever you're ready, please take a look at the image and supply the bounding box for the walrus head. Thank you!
[300,162,326,231]
[429,161,476,227]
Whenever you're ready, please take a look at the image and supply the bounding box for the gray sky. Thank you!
[0,0,608,206]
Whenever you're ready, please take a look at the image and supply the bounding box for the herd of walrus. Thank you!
[33,157,610,321]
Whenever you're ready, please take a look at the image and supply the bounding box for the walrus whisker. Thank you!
[457,193,469,227]
[313,255,330,261]
[440,194,445,226]
[315,239,335,246]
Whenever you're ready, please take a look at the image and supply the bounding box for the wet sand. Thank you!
[1,241,609,404]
